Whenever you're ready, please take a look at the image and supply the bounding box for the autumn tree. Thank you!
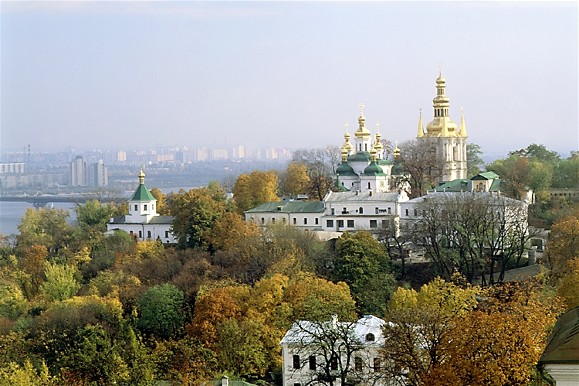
[188,273,358,379]
[334,231,395,315]
[397,139,445,198]
[203,212,260,253]
[167,185,228,249]
[18,244,49,299]
[232,170,279,213]
[425,281,562,386]
[279,161,312,197]
[292,147,339,200]
[544,211,579,280]
[381,278,480,386]
[150,187,169,215]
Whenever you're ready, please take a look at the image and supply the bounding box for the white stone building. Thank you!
[280,315,390,386]
[106,169,175,243]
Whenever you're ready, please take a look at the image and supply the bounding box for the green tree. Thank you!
[167,186,228,249]
[466,143,485,177]
[16,208,72,257]
[552,152,579,188]
[334,231,395,315]
[137,283,187,339]
[75,199,116,232]
[509,143,560,164]
[40,262,81,303]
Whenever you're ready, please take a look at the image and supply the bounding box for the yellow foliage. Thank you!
[557,258,579,310]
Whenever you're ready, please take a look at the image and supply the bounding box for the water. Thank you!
[0,201,76,236]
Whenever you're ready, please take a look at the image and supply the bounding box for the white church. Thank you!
[106,169,176,243]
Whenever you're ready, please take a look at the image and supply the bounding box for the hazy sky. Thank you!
[1,1,578,158]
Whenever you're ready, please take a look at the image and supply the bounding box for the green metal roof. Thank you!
[434,179,469,192]
[539,307,579,364]
[131,184,156,201]
[471,171,500,180]
[489,178,502,192]
[245,201,325,213]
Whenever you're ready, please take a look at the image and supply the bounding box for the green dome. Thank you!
[336,162,357,176]
[347,151,371,162]
[364,161,385,176]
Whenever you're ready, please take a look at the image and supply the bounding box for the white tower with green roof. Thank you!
[126,169,158,223]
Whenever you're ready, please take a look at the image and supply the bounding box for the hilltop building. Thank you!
[244,72,528,239]
[106,169,175,243]
[416,71,468,183]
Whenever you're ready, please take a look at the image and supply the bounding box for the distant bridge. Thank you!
[0,195,121,208]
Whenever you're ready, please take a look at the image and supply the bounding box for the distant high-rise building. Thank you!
[232,145,245,159]
[117,150,127,162]
[194,148,208,162]
[87,159,108,187]
[70,156,86,186]
[212,148,228,161]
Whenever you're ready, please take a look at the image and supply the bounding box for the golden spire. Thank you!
[341,147,348,162]
[416,109,424,138]
[355,103,371,139]
[138,168,145,185]
[393,141,401,159]
[459,107,468,137]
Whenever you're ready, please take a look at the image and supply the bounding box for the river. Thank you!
[0,201,77,236]
[0,186,202,236]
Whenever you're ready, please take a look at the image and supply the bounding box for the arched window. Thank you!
[366,333,375,342]
[359,207,363,214]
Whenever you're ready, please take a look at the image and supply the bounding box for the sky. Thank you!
[1,1,578,159]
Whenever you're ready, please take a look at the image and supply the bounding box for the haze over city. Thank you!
[1,1,578,158]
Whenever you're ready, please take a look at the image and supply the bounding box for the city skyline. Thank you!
[1,1,578,157]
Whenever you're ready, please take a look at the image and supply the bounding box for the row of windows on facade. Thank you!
[128,230,170,239]
[347,182,387,188]
[291,355,382,373]
[258,218,393,229]
[330,207,393,215]
[135,204,155,211]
